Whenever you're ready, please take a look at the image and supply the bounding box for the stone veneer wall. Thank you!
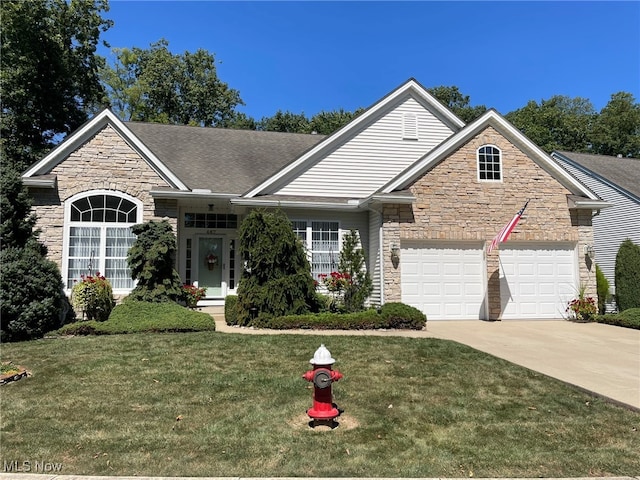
[382,126,596,319]
[30,124,178,273]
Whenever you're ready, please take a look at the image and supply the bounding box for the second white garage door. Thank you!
[499,243,577,319]
[401,241,485,320]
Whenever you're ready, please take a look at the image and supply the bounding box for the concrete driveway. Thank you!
[427,320,640,410]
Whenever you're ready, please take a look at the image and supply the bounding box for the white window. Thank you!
[292,220,340,280]
[64,191,141,291]
[478,145,502,181]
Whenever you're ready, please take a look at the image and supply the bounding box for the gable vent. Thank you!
[403,113,418,140]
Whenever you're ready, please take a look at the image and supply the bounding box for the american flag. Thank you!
[487,200,530,254]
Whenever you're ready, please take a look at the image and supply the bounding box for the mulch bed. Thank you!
[0,365,30,386]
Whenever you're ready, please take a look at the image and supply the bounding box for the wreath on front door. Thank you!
[205,253,218,270]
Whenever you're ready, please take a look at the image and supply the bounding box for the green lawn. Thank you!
[1,332,638,477]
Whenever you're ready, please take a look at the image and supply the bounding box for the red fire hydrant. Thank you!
[302,344,343,422]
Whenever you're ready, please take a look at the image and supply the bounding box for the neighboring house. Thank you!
[23,79,608,320]
[551,151,640,310]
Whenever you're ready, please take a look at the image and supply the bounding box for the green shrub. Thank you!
[380,302,427,330]
[338,229,373,312]
[127,220,184,303]
[237,210,318,325]
[596,308,640,330]
[0,244,73,342]
[56,300,215,335]
[614,239,640,311]
[225,295,239,325]
[71,273,115,321]
[595,264,611,314]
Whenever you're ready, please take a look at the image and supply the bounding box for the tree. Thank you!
[614,239,640,311]
[258,110,311,133]
[309,108,364,135]
[427,85,487,123]
[100,39,244,126]
[337,230,373,312]
[236,209,318,325]
[126,220,184,303]
[506,96,596,153]
[591,92,640,158]
[0,0,112,170]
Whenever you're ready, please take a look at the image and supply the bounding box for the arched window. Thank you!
[65,192,141,291]
[477,145,502,181]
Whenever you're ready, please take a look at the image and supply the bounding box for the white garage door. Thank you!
[499,243,577,319]
[401,241,485,320]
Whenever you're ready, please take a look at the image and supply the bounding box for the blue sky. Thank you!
[99,1,640,120]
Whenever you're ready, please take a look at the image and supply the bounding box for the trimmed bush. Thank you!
[614,239,640,311]
[596,308,640,330]
[380,302,427,330]
[56,300,215,335]
[225,295,239,325]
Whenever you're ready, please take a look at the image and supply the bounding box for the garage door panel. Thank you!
[401,242,484,320]
[500,244,577,319]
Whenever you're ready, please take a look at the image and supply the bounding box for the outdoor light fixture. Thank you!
[584,244,595,259]
[390,243,400,261]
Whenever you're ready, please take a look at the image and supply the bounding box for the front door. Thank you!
[198,237,224,298]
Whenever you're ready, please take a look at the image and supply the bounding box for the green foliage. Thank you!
[0,0,112,170]
[427,85,487,123]
[126,220,184,303]
[596,308,640,330]
[71,273,114,321]
[257,108,364,135]
[505,96,596,153]
[380,302,427,330]
[224,295,239,325]
[56,300,215,335]
[591,92,640,158]
[251,302,426,330]
[236,209,318,325]
[182,284,206,308]
[596,264,612,314]
[0,244,73,342]
[100,39,243,126]
[0,163,37,250]
[338,229,373,312]
[614,239,640,311]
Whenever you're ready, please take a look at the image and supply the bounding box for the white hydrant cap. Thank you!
[310,344,335,365]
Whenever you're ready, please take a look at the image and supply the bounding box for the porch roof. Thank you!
[126,122,326,195]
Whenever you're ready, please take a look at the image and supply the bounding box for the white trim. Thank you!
[62,189,143,295]
[477,144,503,183]
[244,79,465,198]
[23,109,189,191]
[381,110,599,200]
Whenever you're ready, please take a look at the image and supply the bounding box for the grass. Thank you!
[1,332,639,477]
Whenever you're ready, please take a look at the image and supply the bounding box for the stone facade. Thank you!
[382,126,596,319]
[30,125,179,273]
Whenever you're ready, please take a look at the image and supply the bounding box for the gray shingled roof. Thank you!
[125,122,326,194]
[556,151,640,199]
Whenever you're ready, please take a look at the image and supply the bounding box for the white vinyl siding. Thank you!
[368,210,382,306]
[554,159,640,298]
[276,97,455,198]
[499,244,577,319]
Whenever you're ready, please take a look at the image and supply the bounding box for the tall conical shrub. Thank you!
[615,239,640,311]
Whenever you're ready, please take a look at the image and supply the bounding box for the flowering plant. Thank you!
[182,284,206,308]
[318,271,351,293]
[566,295,597,322]
[71,272,114,321]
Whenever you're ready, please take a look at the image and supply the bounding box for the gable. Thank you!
[245,78,465,199]
[271,96,458,198]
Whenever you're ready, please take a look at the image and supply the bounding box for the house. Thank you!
[22,78,608,320]
[551,151,640,311]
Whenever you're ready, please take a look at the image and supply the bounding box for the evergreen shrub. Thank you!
[225,295,239,325]
[380,302,427,330]
[595,264,611,314]
[615,239,640,311]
